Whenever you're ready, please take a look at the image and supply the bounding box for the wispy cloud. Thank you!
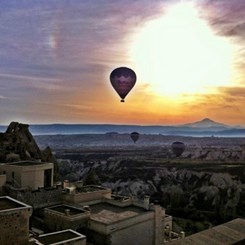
[0,95,7,99]
[0,73,65,91]
[182,85,245,125]
[199,0,245,40]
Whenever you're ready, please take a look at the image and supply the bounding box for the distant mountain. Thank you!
[0,125,6,132]
[182,118,229,128]
[0,119,244,137]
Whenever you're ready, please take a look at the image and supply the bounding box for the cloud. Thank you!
[0,73,65,91]
[181,85,245,124]
[0,0,169,66]
[0,95,7,99]
[189,86,245,108]
[199,0,245,39]
[219,86,245,98]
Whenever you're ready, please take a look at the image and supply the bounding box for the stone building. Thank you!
[63,184,112,204]
[83,202,166,245]
[0,161,61,209]
[0,161,54,190]
[0,196,32,245]
[43,184,173,245]
[0,196,86,245]
[168,218,245,244]
[44,204,90,231]
[0,160,174,245]
[0,170,175,245]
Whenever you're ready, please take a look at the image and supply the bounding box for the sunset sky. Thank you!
[1,0,245,126]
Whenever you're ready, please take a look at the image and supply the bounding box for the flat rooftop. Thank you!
[9,161,48,166]
[169,218,245,245]
[48,205,86,215]
[36,229,85,245]
[76,185,108,193]
[0,196,26,211]
[89,203,149,224]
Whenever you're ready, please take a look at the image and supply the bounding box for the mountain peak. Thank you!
[201,118,213,122]
[199,118,217,124]
[183,118,228,128]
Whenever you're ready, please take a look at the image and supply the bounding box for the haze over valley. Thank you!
[1,118,245,137]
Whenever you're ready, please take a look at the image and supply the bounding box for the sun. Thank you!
[130,2,235,97]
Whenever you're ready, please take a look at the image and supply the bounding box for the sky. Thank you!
[1,0,245,126]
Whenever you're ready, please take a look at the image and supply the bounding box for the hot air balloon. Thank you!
[171,141,185,157]
[110,67,136,102]
[130,132,139,143]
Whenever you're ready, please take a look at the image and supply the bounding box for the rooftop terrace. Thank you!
[8,161,47,166]
[89,203,150,224]
[75,185,108,193]
[0,196,26,211]
[36,229,85,245]
[169,218,245,245]
[47,205,86,215]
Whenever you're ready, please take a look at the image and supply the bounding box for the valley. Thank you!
[35,134,245,235]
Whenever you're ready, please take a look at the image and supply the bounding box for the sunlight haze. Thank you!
[0,0,245,126]
[131,2,236,96]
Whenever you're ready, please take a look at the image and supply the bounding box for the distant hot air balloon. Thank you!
[110,67,136,102]
[171,141,185,157]
[130,132,139,143]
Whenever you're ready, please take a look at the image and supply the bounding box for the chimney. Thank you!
[63,180,69,188]
[154,203,164,245]
[83,205,91,212]
[180,231,185,238]
[144,195,150,210]
[65,209,70,216]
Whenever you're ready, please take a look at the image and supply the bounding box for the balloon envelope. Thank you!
[130,132,139,143]
[110,67,136,102]
[171,141,185,157]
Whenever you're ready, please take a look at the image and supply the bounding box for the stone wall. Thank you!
[44,207,90,232]
[0,174,6,193]
[4,186,63,209]
[63,188,111,204]
[0,203,32,245]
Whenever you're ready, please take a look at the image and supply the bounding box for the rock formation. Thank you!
[57,155,245,227]
[82,168,101,186]
[0,122,58,178]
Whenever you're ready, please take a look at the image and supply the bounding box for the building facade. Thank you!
[46,185,173,245]
[0,196,32,245]
[0,161,53,190]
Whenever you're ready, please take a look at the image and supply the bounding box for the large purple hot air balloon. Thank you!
[110,67,136,102]
[171,141,185,157]
[130,131,139,143]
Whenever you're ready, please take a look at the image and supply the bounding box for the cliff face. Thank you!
[0,122,58,176]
